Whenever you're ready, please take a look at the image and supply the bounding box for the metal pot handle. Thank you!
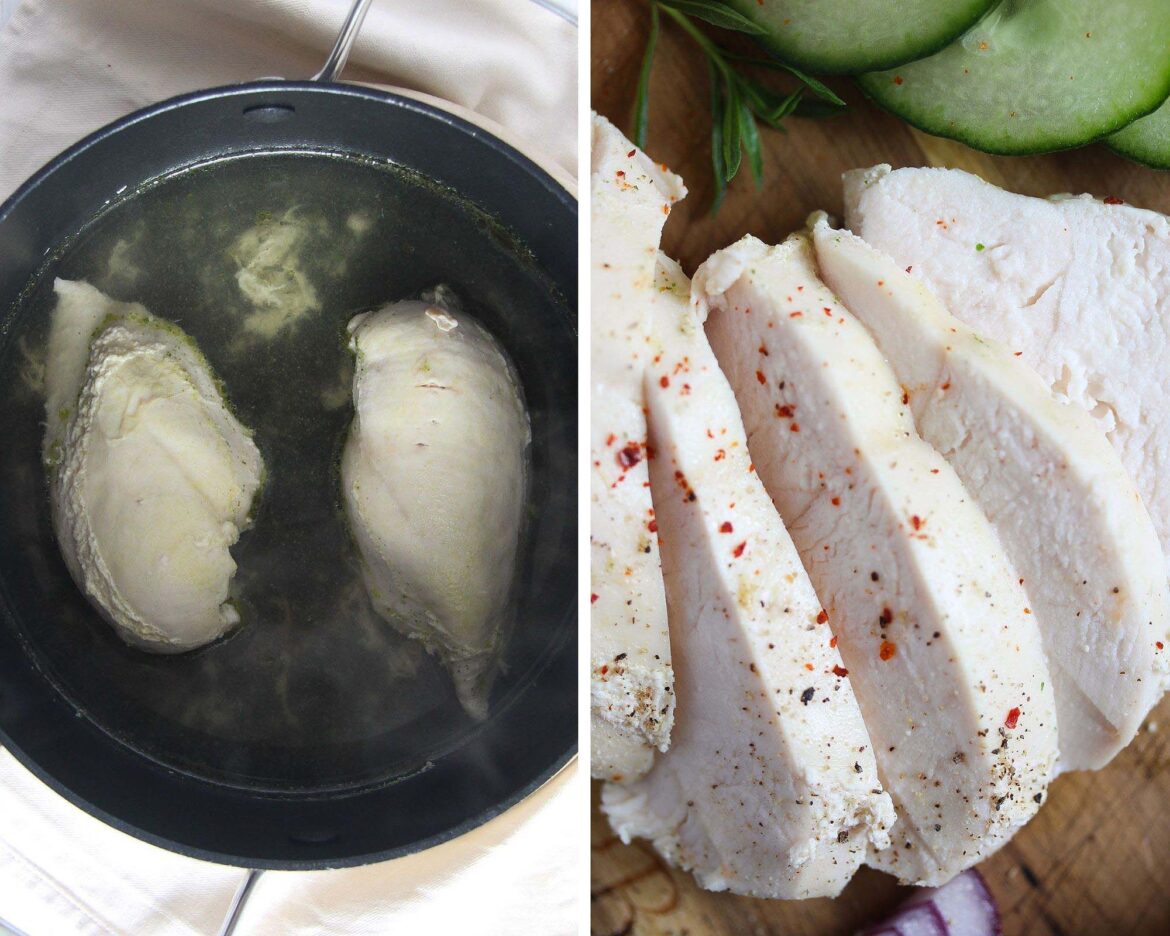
[313,0,376,82]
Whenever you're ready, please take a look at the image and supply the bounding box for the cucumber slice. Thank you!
[721,0,995,75]
[859,1,1170,155]
[1108,97,1170,169]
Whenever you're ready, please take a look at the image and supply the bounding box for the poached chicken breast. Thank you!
[590,114,686,780]
[602,257,895,899]
[342,297,529,720]
[811,219,1170,771]
[45,279,263,652]
[697,235,1059,886]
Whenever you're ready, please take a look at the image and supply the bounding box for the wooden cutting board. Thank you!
[591,2,1170,933]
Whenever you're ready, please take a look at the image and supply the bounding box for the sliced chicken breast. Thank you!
[843,165,1170,581]
[602,256,895,898]
[811,219,1170,772]
[696,234,1058,886]
[590,114,686,780]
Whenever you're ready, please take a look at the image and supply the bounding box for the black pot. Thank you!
[0,81,577,868]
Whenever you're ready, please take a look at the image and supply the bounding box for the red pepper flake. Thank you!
[831,496,841,506]
[732,541,746,557]
[906,266,913,273]
[626,149,636,157]
[940,381,951,391]
[1014,351,1023,357]
[648,519,658,533]
[816,610,829,625]
[804,662,815,671]
[790,423,801,433]
[879,607,893,626]
[879,641,897,661]
[615,169,625,178]
[775,404,794,418]
[591,593,598,604]
[789,311,803,318]
[600,664,608,675]
[759,344,769,356]
[617,444,642,469]
[1104,195,1124,205]
[605,433,615,446]
[659,375,670,388]
[748,463,755,472]
[720,521,733,534]
[832,665,849,678]
[1158,641,1165,650]
[1005,707,1021,729]
[829,635,838,648]
[910,515,924,531]
[1023,607,1032,615]
[756,370,766,385]
[901,390,910,405]
[893,75,903,85]
[681,383,691,395]
[714,449,726,461]
[823,307,833,317]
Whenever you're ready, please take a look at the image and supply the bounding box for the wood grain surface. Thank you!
[591,1,1170,933]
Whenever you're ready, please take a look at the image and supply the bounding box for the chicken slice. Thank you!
[810,219,1170,772]
[696,234,1058,886]
[843,165,1170,580]
[590,114,686,780]
[602,256,895,898]
[342,297,529,720]
[45,279,263,652]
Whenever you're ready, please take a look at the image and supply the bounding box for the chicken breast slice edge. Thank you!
[842,164,1170,583]
[697,234,1058,886]
[590,114,686,780]
[811,218,1170,772]
[602,256,894,899]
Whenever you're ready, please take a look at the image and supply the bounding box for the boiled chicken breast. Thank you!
[811,219,1170,772]
[844,165,1170,580]
[342,297,528,720]
[45,279,263,652]
[602,256,895,898]
[697,235,1058,886]
[590,114,686,780]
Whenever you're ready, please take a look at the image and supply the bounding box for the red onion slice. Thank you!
[861,869,1001,936]
[860,901,947,935]
[904,869,1002,936]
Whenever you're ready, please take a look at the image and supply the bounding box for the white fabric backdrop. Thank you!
[0,1,579,934]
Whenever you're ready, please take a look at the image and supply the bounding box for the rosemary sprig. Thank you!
[632,3,660,148]
[632,0,846,209]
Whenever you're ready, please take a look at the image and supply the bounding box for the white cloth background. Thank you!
[0,1,579,934]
